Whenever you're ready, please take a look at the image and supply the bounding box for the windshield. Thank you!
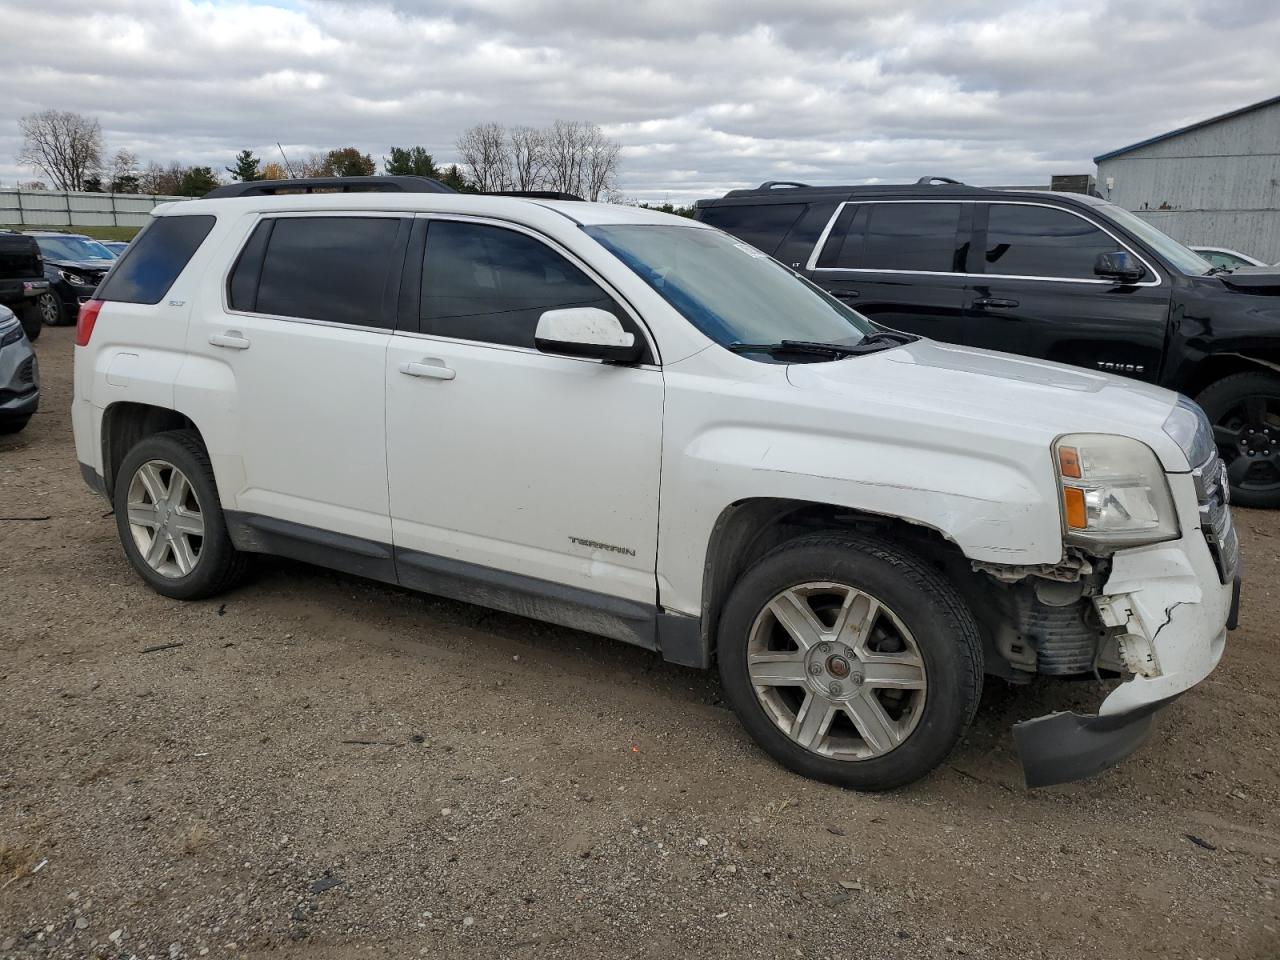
[1098,206,1214,276]
[584,224,877,349]
[34,236,115,262]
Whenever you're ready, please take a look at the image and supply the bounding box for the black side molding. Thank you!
[79,462,107,500]
[224,511,398,584]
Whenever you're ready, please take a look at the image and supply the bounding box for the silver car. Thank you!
[0,305,39,435]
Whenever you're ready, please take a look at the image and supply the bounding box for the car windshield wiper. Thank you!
[1205,265,1233,276]
[727,331,917,359]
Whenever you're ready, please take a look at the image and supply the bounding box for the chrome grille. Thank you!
[1193,455,1239,583]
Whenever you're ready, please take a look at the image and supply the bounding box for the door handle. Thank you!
[209,331,250,350]
[971,297,1020,309]
[832,290,860,300]
[399,358,456,381]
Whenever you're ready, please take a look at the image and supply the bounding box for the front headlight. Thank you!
[1162,395,1215,469]
[1054,434,1179,551]
[59,269,89,286]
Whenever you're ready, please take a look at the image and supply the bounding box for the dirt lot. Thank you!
[2,327,1278,960]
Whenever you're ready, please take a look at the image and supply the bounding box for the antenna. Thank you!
[276,143,297,179]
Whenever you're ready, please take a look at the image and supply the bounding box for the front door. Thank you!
[960,201,1172,382]
[803,200,971,343]
[385,217,664,639]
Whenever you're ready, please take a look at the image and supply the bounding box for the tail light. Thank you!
[76,299,104,347]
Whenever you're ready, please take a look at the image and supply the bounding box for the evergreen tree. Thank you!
[226,149,263,181]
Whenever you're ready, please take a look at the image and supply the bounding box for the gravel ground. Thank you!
[2,327,1278,960]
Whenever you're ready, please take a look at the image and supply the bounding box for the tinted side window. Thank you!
[981,205,1119,279]
[98,215,215,304]
[698,203,806,255]
[825,203,962,272]
[421,221,621,349]
[253,216,402,326]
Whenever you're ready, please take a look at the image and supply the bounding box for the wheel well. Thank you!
[699,498,973,659]
[1181,353,1280,399]
[101,403,200,498]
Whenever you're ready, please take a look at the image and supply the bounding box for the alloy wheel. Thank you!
[39,293,59,326]
[747,582,927,759]
[1215,394,1280,495]
[125,459,205,578]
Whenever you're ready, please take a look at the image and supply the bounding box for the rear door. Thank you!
[182,212,408,551]
[960,201,1171,381]
[803,200,971,343]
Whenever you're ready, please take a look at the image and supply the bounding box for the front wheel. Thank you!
[1197,371,1280,508]
[0,416,30,435]
[717,532,983,791]
[113,430,248,600]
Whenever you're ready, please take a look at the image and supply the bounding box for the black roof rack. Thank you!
[758,180,810,189]
[203,175,454,199]
[485,190,584,201]
[915,176,965,185]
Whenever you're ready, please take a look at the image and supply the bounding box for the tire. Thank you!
[18,303,42,341]
[1197,371,1280,508]
[717,532,983,791]
[0,416,30,435]
[37,292,66,327]
[112,429,248,600]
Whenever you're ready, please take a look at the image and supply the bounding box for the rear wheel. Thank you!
[113,430,247,600]
[717,532,982,791]
[38,292,65,326]
[1197,371,1280,508]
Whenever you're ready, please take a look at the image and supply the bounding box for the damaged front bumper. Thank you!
[1013,468,1239,788]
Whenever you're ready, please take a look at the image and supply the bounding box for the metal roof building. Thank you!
[1094,95,1280,264]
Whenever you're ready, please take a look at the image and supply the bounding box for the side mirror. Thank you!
[534,307,642,362]
[1094,251,1146,284]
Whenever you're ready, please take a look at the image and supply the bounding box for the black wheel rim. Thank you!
[1214,393,1280,494]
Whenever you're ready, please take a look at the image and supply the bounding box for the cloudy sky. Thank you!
[2,0,1278,202]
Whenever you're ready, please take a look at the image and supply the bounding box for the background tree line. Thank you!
[14,109,623,201]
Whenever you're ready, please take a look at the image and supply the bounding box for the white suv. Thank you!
[72,179,1239,790]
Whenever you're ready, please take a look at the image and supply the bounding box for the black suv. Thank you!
[695,178,1280,506]
[0,230,51,341]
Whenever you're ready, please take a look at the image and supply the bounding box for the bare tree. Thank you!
[543,119,587,197]
[456,122,511,192]
[507,126,547,191]
[17,110,104,191]
[108,149,139,192]
[137,161,187,196]
[581,124,622,202]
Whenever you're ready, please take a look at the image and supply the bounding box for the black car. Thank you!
[25,232,116,327]
[0,305,39,434]
[695,177,1280,506]
[0,230,52,341]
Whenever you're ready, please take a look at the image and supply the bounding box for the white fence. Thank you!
[0,188,188,228]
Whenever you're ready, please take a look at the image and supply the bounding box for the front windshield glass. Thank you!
[1098,205,1214,276]
[34,236,115,261]
[584,224,876,348]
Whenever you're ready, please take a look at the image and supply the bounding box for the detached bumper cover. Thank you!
[1014,696,1170,788]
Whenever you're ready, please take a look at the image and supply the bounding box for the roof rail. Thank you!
[758,180,810,190]
[915,176,965,186]
[203,175,454,199]
[485,190,584,201]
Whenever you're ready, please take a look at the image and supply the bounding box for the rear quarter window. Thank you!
[698,203,806,255]
[97,215,216,304]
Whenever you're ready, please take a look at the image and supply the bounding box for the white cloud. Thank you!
[1,0,1277,202]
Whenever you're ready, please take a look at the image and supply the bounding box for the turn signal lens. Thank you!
[1062,486,1087,529]
[1057,445,1082,479]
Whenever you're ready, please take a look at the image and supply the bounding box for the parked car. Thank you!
[72,179,1238,790]
[26,232,116,326]
[0,304,39,434]
[0,229,52,341]
[695,178,1280,507]
[1190,246,1269,270]
[99,240,131,257]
